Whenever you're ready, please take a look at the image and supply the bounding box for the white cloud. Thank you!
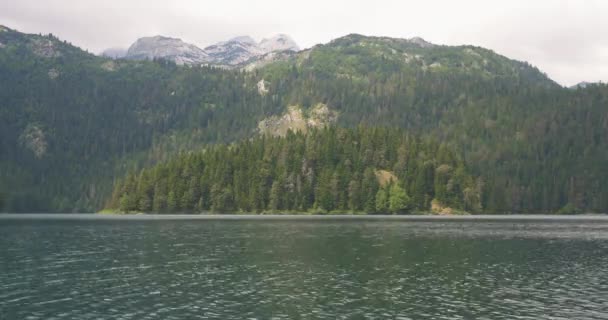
[0,0,606,85]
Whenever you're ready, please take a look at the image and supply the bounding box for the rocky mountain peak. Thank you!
[125,35,209,65]
[408,37,434,48]
[259,34,300,53]
[109,33,300,67]
[204,36,263,66]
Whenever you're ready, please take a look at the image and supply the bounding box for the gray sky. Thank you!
[1,0,606,86]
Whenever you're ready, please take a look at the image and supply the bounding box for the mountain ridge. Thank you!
[111,33,300,66]
[1,25,607,214]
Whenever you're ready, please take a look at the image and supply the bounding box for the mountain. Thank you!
[203,36,263,66]
[117,33,300,66]
[125,35,209,65]
[259,34,300,53]
[1,25,607,214]
[290,33,557,88]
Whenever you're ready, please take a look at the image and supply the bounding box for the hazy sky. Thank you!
[1,0,606,86]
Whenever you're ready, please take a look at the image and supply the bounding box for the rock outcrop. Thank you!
[258,104,338,137]
[117,34,300,67]
[125,36,209,65]
[259,34,299,53]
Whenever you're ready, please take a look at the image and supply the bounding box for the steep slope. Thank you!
[125,36,209,65]
[251,34,605,213]
[119,34,301,66]
[1,26,607,214]
[203,36,263,66]
[259,34,299,53]
[298,34,556,87]
[0,26,271,212]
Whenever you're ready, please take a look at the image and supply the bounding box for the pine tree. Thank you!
[347,179,361,212]
[167,191,178,213]
[268,180,283,211]
[106,127,482,214]
[139,193,152,212]
[362,168,378,213]
[152,184,167,213]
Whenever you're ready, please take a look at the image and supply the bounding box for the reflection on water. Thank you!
[1,217,607,319]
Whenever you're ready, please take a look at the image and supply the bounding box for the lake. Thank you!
[1,215,607,319]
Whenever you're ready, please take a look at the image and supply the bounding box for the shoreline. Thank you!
[1,213,607,223]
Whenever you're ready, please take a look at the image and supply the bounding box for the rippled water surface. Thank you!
[1,216,608,319]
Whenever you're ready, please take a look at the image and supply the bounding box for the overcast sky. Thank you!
[1,0,606,86]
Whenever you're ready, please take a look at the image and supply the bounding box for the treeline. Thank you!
[255,38,608,213]
[0,29,279,212]
[2,27,607,213]
[107,127,481,214]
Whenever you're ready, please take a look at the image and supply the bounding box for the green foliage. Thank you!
[0,27,272,212]
[254,35,608,214]
[1,27,608,214]
[107,127,477,214]
[375,182,412,214]
[556,203,583,215]
[375,188,389,214]
[388,183,411,214]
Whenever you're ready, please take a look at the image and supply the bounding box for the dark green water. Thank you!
[1,216,607,319]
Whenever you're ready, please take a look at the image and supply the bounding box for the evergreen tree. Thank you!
[167,191,178,213]
[2,27,608,215]
[268,180,283,211]
[152,184,167,213]
[347,179,362,211]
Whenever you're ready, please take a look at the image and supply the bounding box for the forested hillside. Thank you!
[1,26,607,213]
[106,127,480,214]
[0,26,275,211]
[252,35,608,213]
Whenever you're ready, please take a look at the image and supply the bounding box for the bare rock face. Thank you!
[125,36,209,65]
[375,170,398,187]
[258,104,338,137]
[204,36,263,66]
[307,104,338,128]
[259,34,300,53]
[31,38,61,58]
[408,37,434,48]
[257,79,269,96]
[119,34,300,67]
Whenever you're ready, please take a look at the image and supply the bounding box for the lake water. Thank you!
[1,215,607,319]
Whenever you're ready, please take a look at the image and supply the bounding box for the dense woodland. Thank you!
[107,127,480,214]
[1,27,607,214]
[0,28,277,211]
